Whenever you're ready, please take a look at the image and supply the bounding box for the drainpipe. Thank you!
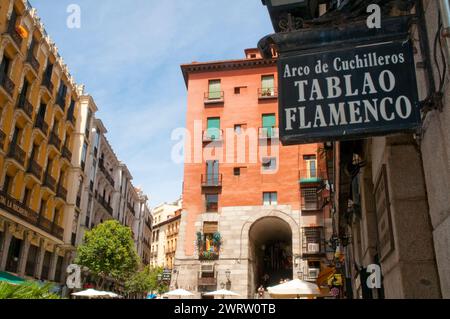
[439,0,450,58]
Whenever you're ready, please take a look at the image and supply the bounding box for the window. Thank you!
[301,187,319,210]
[37,102,47,121]
[205,194,219,212]
[0,56,11,79]
[263,192,277,206]
[23,187,32,206]
[206,117,221,140]
[234,87,241,94]
[262,157,277,171]
[205,160,219,185]
[234,124,242,135]
[81,141,88,169]
[261,75,275,96]
[3,175,12,194]
[304,155,317,178]
[262,114,276,137]
[233,167,241,176]
[18,79,30,105]
[85,109,93,136]
[208,80,221,99]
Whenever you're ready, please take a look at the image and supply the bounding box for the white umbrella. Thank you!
[204,289,240,299]
[267,279,321,299]
[101,291,121,298]
[163,289,194,299]
[71,289,112,298]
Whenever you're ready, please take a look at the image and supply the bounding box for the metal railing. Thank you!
[49,131,62,150]
[204,91,224,104]
[41,76,53,95]
[202,129,223,142]
[26,52,40,73]
[43,174,56,192]
[0,72,15,97]
[62,145,72,161]
[8,143,26,167]
[258,87,278,99]
[57,184,68,201]
[27,159,43,180]
[298,169,325,184]
[17,95,34,119]
[258,127,279,139]
[34,117,49,136]
[201,174,222,187]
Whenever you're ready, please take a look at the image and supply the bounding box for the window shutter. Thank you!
[208,80,221,99]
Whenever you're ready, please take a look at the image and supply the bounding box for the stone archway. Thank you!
[240,210,301,297]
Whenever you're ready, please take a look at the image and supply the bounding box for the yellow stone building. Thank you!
[0,0,82,283]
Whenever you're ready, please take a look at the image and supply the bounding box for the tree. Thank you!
[75,220,139,288]
[0,282,61,299]
[125,266,169,298]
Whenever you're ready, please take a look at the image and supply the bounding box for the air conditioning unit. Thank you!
[307,243,320,253]
[308,268,320,279]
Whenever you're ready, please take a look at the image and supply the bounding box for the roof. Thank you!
[180,56,276,87]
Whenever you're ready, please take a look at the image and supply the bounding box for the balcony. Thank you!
[201,174,222,188]
[49,132,62,150]
[6,21,23,49]
[0,190,63,240]
[57,184,68,201]
[0,73,15,98]
[41,77,54,96]
[204,91,224,105]
[127,203,136,216]
[62,145,72,162]
[302,227,326,256]
[43,174,56,193]
[67,112,75,126]
[27,159,43,181]
[26,52,40,74]
[8,143,26,167]
[198,276,217,286]
[202,129,223,143]
[0,130,6,150]
[298,169,325,184]
[99,163,115,187]
[55,95,66,112]
[34,117,49,136]
[17,95,34,119]
[258,87,278,100]
[97,196,113,216]
[258,127,279,139]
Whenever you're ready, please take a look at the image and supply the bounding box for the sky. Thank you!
[29,0,273,207]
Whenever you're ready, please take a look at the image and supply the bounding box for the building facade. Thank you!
[326,0,449,299]
[150,199,182,269]
[0,0,83,285]
[0,0,152,289]
[173,49,332,298]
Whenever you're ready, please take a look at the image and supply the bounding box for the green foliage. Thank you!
[75,220,139,283]
[125,266,169,296]
[0,282,61,299]
[212,232,222,248]
[196,231,203,250]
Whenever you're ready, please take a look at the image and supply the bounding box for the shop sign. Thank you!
[278,40,420,145]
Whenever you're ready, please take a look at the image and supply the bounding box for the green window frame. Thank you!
[208,80,221,100]
[262,114,276,137]
[207,117,221,140]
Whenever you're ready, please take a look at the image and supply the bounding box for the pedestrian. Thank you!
[257,285,265,299]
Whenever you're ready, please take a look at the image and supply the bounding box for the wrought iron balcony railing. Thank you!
[34,117,49,136]
[56,184,68,201]
[204,91,224,104]
[259,127,279,139]
[201,174,222,188]
[49,131,62,150]
[0,130,6,150]
[0,190,63,240]
[0,73,15,97]
[62,145,72,162]
[258,87,278,99]
[26,52,40,73]
[202,129,223,142]
[99,163,115,187]
[17,95,34,119]
[27,159,43,180]
[298,169,325,184]
[8,143,26,167]
[43,174,56,192]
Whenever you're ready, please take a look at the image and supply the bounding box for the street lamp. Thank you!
[262,0,320,32]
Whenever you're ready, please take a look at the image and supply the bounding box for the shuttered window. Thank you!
[207,117,220,140]
[208,80,221,99]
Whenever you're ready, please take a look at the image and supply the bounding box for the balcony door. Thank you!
[208,80,221,100]
[262,114,276,137]
[206,160,219,185]
[261,75,275,96]
[206,117,220,140]
[304,155,317,179]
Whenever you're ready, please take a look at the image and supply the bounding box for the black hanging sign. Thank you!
[278,40,420,145]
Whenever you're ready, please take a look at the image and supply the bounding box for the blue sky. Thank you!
[29,0,273,207]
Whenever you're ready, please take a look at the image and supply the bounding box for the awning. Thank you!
[0,271,26,285]
[316,267,336,287]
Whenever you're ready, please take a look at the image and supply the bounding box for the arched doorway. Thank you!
[249,217,293,295]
